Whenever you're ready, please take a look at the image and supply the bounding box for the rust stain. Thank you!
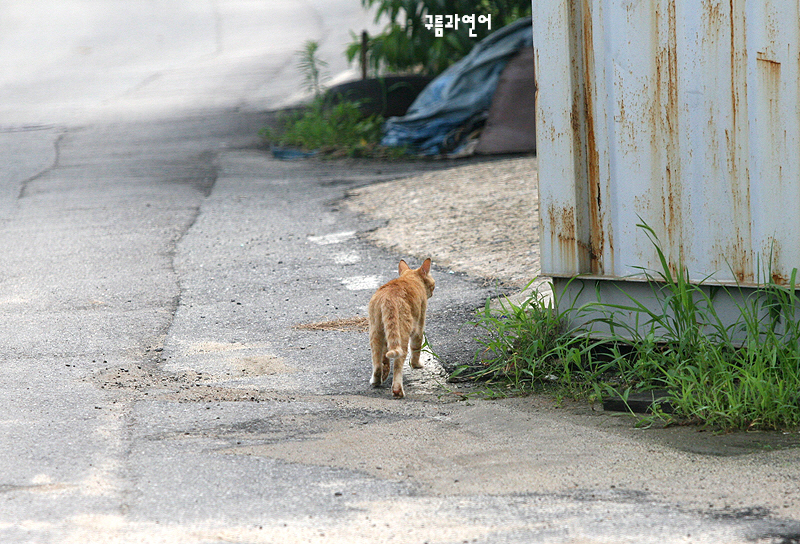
[703,0,724,30]
[765,239,787,286]
[548,203,598,275]
[732,236,753,284]
[757,52,782,126]
[652,0,684,266]
[551,204,576,242]
[701,0,725,176]
[665,0,681,255]
[757,53,781,67]
[728,0,749,146]
[548,204,578,272]
[564,0,605,276]
[567,0,588,275]
[570,91,582,136]
[580,0,605,276]
[771,272,788,285]
[725,0,753,285]
[754,2,783,200]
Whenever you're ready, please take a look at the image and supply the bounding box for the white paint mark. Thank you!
[307,231,355,245]
[341,276,381,290]
[31,474,52,485]
[334,251,361,265]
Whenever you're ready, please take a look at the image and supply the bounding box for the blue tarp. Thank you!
[381,17,533,155]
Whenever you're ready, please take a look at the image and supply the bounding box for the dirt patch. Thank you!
[345,156,540,288]
[293,317,370,332]
[91,362,282,403]
[234,356,296,376]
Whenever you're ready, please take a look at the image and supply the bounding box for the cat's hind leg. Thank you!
[390,348,407,398]
[409,331,424,369]
[381,355,390,383]
[369,332,386,387]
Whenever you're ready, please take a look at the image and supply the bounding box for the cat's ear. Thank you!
[420,258,431,275]
[398,260,410,274]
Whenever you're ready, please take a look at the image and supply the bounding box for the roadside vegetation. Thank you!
[260,40,400,158]
[348,0,532,76]
[264,1,532,157]
[261,97,393,158]
[458,223,800,432]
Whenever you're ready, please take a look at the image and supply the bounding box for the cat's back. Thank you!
[369,274,424,309]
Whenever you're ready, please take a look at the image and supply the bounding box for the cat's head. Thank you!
[399,258,435,298]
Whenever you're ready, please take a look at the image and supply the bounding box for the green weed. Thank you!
[260,97,399,158]
[455,279,598,392]
[296,40,328,98]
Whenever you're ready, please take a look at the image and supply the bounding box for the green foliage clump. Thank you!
[458,288,577,386]
[348,0,532,76]
[462,223,800,432]
[261,97,401,158]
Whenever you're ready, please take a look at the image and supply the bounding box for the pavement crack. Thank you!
[18,130,66,199]
[155,150,220,354]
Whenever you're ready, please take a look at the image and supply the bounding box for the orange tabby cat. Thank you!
[368,258,435,398]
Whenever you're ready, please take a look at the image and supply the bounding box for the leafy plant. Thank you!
[260,96,402,158]
[348,0,532,76]
[461,224,800,431]
[297,40,328,97]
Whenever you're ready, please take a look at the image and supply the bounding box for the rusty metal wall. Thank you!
[533,0,800,287]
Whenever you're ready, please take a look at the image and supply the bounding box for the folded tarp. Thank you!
[381,17,533,155]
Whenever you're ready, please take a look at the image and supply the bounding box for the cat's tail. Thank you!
[385,347,402,360]
[382,302,404,361]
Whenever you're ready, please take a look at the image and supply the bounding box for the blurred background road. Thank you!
[0,0,374,125]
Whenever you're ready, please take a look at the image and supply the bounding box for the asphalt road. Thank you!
[2,2,800,543]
